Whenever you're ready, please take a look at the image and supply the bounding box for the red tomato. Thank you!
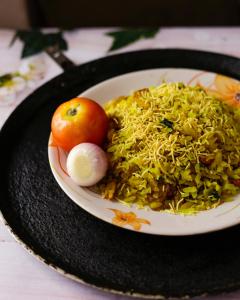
[51,97,108,151]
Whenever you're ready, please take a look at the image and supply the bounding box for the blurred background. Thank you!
[1,0,240,29]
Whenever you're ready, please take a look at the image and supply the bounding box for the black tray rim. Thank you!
[1,48,240,299]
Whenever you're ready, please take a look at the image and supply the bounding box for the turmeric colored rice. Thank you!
[96,82,240,214]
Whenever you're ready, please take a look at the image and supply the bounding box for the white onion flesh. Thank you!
[66,143,108,186]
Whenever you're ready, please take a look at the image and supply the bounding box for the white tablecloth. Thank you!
[1,27,240,300]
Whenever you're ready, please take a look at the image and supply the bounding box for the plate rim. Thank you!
[48,67,240,236]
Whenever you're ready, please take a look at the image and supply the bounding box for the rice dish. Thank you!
[96,82,240,214]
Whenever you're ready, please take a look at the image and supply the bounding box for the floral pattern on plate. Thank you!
[109,209,150,231]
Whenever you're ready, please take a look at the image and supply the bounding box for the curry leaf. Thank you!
[210,190,220,200]
[11,30,68,58]
[106,28,159,51]
[161,118,174,129]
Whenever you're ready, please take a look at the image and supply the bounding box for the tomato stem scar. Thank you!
[67,108,78,116]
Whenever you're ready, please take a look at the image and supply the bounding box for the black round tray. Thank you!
[1,49,240,299]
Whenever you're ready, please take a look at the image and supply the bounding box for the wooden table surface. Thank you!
[1,27,240,300]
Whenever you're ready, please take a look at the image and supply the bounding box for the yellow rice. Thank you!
[96,82,240,214]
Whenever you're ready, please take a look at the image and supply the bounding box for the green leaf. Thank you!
[209,190,220,200]
[0,74,13,87]
[106,28,159,51]
[161,118,174,130]
[43,32,68,50]
[11,30,68,58]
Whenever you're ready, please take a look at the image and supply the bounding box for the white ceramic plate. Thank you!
[48,68,240,236]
